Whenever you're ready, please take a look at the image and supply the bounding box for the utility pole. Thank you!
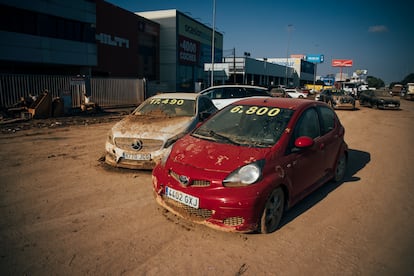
[233,47,236,83]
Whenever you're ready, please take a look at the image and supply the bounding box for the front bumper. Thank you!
[152,165,271,233]
[105,141,165,170]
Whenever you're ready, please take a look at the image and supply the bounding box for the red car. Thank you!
[152,98,348,233]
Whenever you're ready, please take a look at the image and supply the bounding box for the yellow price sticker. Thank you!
[230,106,281,116]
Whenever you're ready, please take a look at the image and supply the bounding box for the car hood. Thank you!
[111,115,194,140]
[170,135,269,173]
[377,96,399,103]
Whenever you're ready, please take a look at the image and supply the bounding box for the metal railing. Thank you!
[0,74,145,109]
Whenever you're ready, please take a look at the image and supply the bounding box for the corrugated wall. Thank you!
[0,74,145,109]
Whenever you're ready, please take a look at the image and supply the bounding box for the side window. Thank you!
[293,108,320,140]
[246,88,269,96]
[318,106,335,135]
[198,97,214,113]
[226,87,245,98]
[206,88,224,99]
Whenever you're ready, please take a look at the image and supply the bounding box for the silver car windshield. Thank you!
[193,104,294,147]
[133,98,196,117]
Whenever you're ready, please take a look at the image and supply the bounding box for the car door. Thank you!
[283,107,325,201]
[314,105,343,176]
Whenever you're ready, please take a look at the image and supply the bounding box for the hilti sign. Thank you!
[332,59,353,67]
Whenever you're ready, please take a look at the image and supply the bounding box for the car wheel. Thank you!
[333,154,347,183]
[299,95,304,99]
[260,187,285,234]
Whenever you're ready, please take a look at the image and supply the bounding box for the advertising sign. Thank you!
[305,54,324,63]
[178,36,200,65]
[332,59,353,67]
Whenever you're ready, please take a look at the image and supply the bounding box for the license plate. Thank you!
[123,152,151,160]
[388,104,395,107]
[165,186,199,209]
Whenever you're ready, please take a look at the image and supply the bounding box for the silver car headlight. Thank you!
[223,160,264,187]
[107,130,114,144]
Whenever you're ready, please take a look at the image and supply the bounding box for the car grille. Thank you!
[169,170,211,187]
[114,137,163,151]
[162,195,213,221]
[223,217,244,227]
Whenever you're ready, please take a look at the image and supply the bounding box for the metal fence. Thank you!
[0,74,145,109]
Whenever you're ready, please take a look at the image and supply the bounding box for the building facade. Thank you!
[137,9,223,92]
[0,0,97,76]
[0,0,160,81]
[95,0,160,79]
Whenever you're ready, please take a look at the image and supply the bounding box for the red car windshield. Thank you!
[192,104,294,147]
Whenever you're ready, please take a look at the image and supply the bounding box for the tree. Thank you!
[367,76,385,88]
[401,73,414,84]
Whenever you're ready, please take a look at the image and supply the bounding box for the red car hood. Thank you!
[170,135,269,173]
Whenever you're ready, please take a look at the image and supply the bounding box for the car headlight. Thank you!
[223,160,264,187]
[107,130,114,144]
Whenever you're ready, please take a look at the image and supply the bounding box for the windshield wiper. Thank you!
[207,130,240,145]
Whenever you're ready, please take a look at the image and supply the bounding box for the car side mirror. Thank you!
[294,136,314,148]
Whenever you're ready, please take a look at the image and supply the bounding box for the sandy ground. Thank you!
[0,100,413,275]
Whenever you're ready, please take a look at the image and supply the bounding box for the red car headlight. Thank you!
[223,160,264,187]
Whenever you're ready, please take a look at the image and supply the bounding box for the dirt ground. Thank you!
[1,99,413,275]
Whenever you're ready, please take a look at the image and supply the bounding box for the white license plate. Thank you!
[388,104,395,107]
[123,152,151,161]
[165,186,199,209]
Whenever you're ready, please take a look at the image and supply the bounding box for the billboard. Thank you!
[305,54,324,63]
[332,59,353,67]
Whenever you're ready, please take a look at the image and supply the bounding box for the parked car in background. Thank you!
[284,88,308,98]
[268,87,288,98]
[105,93,217,170]
[152,98,348,233]
[199,84,272,109]
[359,89,400,110]
[317,88,355,110]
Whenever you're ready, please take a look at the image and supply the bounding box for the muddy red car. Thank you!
[152,98,348,233]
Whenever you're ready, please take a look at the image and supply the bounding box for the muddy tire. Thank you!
[334,154,347,183]
[260,188,285,234]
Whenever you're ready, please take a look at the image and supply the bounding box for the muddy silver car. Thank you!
[105,93,217,170]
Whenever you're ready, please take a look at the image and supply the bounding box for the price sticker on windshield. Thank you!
[150,99,185,105]
[230,105,281,116]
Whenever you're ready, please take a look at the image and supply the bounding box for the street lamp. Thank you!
[210,0,216,87]
[285,24,293,87]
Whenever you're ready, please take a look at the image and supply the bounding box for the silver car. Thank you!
[105,93,217,169]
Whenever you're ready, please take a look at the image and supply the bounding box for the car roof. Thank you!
[231,97,322,110]
[200,84,267,92]
[151,92,200,100]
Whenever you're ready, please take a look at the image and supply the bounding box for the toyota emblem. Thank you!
[179,175,190,186]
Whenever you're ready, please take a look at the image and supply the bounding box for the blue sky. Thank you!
[108,0,414,84]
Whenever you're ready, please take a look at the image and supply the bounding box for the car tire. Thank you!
[333,153,347,183]
[299,95,304,99]
[260,187,285,234]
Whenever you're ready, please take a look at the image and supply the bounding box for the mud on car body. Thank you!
[152,97,348,233]
[105,93,217,170]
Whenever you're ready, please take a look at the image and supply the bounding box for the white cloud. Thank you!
[368,25,388,33]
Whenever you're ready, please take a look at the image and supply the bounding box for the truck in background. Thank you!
[391,84,404,96]
[405,83,414,101]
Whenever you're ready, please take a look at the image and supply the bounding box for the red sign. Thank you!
[178,36,199,65]
[332,59,353,67]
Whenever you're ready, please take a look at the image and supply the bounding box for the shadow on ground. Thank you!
[280,148,371,227]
